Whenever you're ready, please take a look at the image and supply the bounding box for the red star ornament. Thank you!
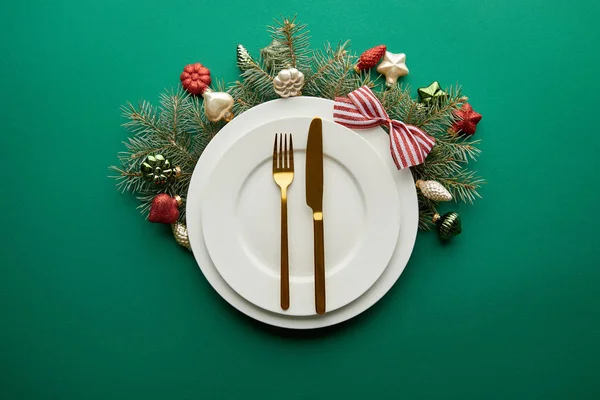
[451,103,482,136]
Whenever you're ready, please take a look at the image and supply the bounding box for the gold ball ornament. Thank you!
[273,68,305,98]
[433,212,462,240]
[376,51,409,87]
[202,88,234,122]
[416,179,453,202]
[171,222,191,250]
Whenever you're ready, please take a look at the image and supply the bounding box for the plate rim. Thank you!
[200,116,401,315]
[187,96,418,329]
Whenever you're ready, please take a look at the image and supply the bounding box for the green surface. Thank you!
[2,0,600,398]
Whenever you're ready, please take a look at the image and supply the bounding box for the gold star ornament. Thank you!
[376,51,409,87]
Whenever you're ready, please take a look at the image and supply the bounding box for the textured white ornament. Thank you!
[376,51,409,87]
[202,89,234,122]
[416,179,453,202]
[273,68,304,98]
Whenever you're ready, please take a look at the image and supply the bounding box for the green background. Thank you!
[2,0,599,398]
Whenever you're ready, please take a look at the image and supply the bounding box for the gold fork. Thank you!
[273,133,294,310]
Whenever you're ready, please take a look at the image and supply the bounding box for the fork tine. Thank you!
[273,133,278,171]
[284,133,288,169]
[290,133,294,172]
[279,133,283,170]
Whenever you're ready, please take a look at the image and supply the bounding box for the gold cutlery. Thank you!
[305,118,326,314]
[272,133,294,310]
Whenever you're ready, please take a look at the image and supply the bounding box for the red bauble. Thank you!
[149,194,181,224]
[452,103,482,136]
[354,45,387,72]
[180,63,212,95]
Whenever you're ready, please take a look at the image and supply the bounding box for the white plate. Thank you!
[187,97,418,329]
[202,117,401,315]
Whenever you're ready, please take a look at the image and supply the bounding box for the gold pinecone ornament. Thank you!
[416,180,452,202]
[172,222,191,250]
[433,212,462,240]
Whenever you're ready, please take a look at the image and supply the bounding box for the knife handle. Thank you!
[313,213,326,314]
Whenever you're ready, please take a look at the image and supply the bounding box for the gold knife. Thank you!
[306,117,326,314]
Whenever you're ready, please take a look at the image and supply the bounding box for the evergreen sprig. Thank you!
[110,88,218,221]
[111,16,484,231]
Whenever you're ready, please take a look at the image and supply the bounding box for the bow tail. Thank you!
[389,123,436,169]
[408,125,435,163]
[334,86,436,169]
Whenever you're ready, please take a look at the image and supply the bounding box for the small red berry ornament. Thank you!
[451,103,482,136]
[354,45,387,72]
[149,194,182,224]
[180,63,212,95]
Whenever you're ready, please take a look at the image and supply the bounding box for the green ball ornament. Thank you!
[433,212,462,240]
[140,154,180,185]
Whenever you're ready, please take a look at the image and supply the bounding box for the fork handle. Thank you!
[280,188,290,310]
[313,214,326,314]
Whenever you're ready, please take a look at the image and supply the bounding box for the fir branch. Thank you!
[267,15,311,71]
[304,41,370,99]
[418,196,438,231]
[237,61,277,101]
[121,101,165,137]
[304,41,349,86]
[111,87,213,219]
[231,80,267,115]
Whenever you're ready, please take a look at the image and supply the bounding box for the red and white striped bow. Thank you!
[333,86,435,169]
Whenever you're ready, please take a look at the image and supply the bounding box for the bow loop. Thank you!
[334,86,435,169]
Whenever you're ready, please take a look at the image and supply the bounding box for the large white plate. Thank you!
[202,117,401,315]
[187,97,418,329]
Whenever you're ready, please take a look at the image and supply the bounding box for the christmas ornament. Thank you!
[172,222,191,250]
[203,89,235,122]
[376,51,409,87]
[180,63,212,95]
[416,180,452,202]
[260,39,285,69]
[451,103,482,136]
[149,194,182,224]
[334,86,435,169]
[179,63,235,122]
[141,154,180,184]
[433,212,462,240]
[418,81,448,106]
[354,45,386,72]
[273,68,305,98]
[237,44,255,71]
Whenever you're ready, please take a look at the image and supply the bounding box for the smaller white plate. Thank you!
[201,117,401,316]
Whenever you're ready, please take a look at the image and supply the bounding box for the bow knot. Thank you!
[333,86,435,169]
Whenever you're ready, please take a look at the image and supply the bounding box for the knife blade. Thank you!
[305,117,326,314]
